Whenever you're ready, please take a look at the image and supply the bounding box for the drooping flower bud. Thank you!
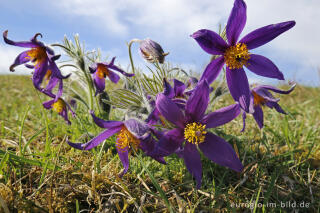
[139,38,169,64]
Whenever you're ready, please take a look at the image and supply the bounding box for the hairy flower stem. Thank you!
[127,39,145,96]
[84,70,94,110]
[127,39,140,75]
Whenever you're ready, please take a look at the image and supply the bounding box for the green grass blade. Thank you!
[18,105,30,156]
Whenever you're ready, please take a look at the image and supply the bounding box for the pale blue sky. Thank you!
[1,0,319,86]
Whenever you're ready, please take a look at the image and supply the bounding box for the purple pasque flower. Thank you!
[139,38,169,64]
[90,57,134,96]
[43,96,75,125]
[42,84,75,125]
[163,78,187,99]
[241,84,296,131]
[3,30,69,90]
[191,0,295,113]
[153,80,243,188]
[38,55,71,97]
[146,78,189,126]
[68,111,166,177]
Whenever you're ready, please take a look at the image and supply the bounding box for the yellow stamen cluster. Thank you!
[25,47,47,68]
[184,122,207,145]
[224,43,250,70]
[252,91,266,106]
[96,64,109,79]
[51,98,66,113]
[116,126,140,152]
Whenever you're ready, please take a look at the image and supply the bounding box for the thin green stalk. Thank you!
[18,105,30,156]
[95,140,107,173]
[127,39,144,96]
[253,186,262,213]
[127,39,140,74]
[82,67,95,110]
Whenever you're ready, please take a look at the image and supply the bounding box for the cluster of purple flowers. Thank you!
[3,31,134,124]
[4,0,296,188]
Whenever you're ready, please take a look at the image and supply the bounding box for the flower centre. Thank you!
[224,43,250,70]
[51,98,66,113]
[184,122,207,145]
[252,91,266,106]
[96,65,109,79]
[116,126,140,152]
[26,47,47,68]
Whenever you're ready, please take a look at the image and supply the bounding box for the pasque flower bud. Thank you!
[139,38,169,64]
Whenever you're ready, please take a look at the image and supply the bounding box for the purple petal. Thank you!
[226,0,247,45]
[266,101,287,114]
[150,127,164,140]
[252,87,279,102]
[182,142,202,189]
[67,103,76,117]
[152,128,184,157]
[201,103,240,128]
[42,100,54,109]
[42,77,63,102]
[240,21,296,50]
[246,54,284,80]
[140,136,167,164]
[156,94,185,128]
[107,70,120,83]
[25,64,35,69]
[173,79,186,97]
[60,107,71,125]
[191,29,228,55]
[185,80,209,122]
[117,146,129,178]
[199,56,225,85]
[32,61,48,90]
[3,30,39,48]
[109,57,116,66]
[30,33,43,43]
[45,75,59,93]
[226,67,253,113]
[163,78,174,98]
[84,127,122,150]
[199,132,243,172]
[93,72,105,95]
[45,46,55,56]
[146,108,160,125]
[9,50,31,71]
[55,79,64,101]
[240,111,246,132]
[108,63,134,77]
[50,60,71,79]
[252,105,264,129]
[124,119,149,139]
[90,110,123,129]
[273,103,286,114]
[255,84,296,95]
[139,135,155,155]
[68,126,122,150]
